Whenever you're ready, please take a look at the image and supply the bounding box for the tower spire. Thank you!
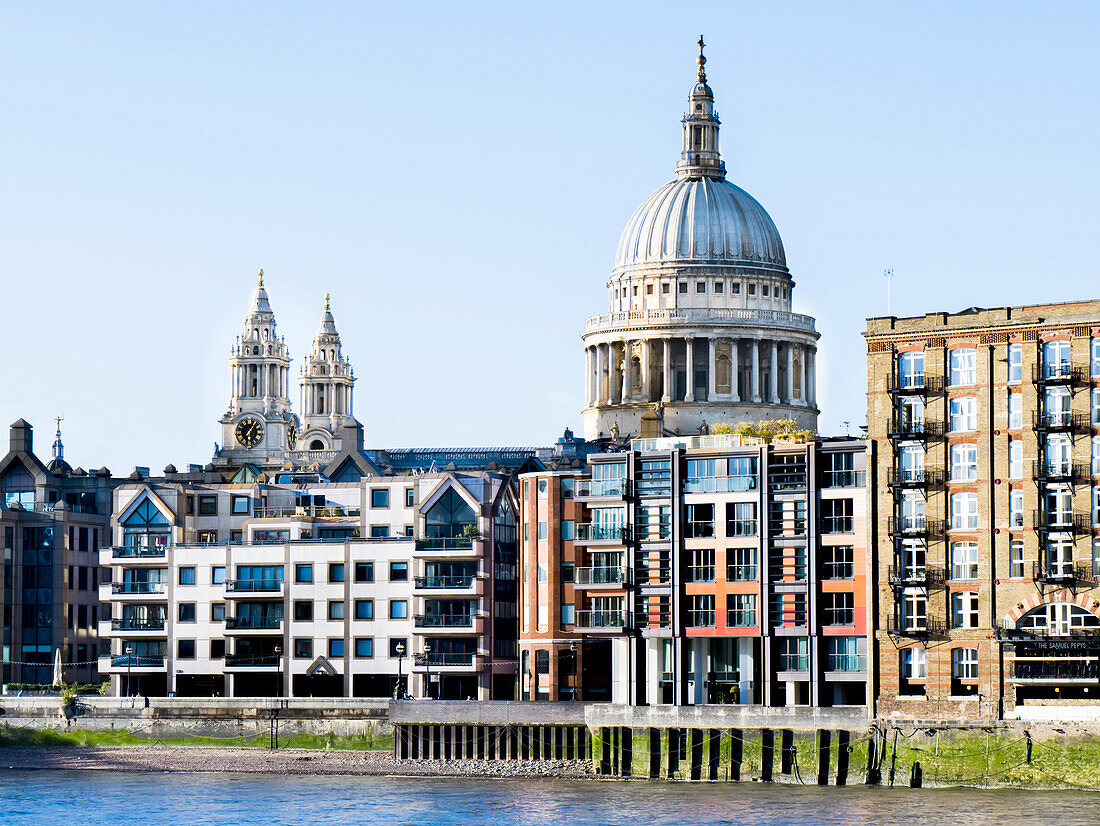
[52,416,64,462]
[676,36,725,181]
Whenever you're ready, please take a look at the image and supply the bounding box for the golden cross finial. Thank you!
[54,415,63,436]
[697,35,707,82]
[324,292,330,311]
[257,268,264,287]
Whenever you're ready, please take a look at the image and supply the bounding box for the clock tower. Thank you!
[297,293,356,452]
[214,270,300,468]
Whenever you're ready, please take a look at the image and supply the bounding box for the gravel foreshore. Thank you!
[0,746,595,779]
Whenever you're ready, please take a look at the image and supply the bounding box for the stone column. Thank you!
[770,340,780,403]
[786,343,795,403]
[685,337,695,402]
[708,338,717,401]
[619,342,629,403]
[808,347,817,407]
[597,344,609,405]
[641,340,651,402]
[662,339,672,403]
[800,346,808,406]
[751,339,761,403]
[731,340,740,402]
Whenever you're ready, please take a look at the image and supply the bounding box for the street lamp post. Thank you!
[570,642,579,701]
[395,642,406,699]
[274,644,283,698]
[124,645,134,700]
[424,643,433,700]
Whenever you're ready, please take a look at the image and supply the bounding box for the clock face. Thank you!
[235,417,265,448]
[287,423,298,450]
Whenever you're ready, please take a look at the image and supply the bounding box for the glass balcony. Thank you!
[112,547,167,559]
[574,566,628,586]
[224,579,283,593]
[415,537,476,551]
[575,479,630,498]
[111,654,165,668]
[574,609,629,630]
[413,575,475,590]
[111,618,166,632]
[413,613,474,628]
[112,582,166,595]
[574,524,629,543]
[224,616,283,630]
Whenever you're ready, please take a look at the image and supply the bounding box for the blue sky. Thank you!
[2,2,1098,472]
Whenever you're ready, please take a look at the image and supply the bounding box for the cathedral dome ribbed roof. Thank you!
[613,176,787,272]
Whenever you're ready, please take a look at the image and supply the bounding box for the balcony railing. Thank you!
[574,524,630,543]
[413,575,476,590]
[111,618,166,632]
[1033,461,1090,484]
[574,609,630,630]
[252,505,361,518]
[888,419,945,440]
[888,517,945,537]
[825,655,868,673]
[415,652,476,667]
[725,519,758,537]
[224,579,284,593]
[1032,411,1090,432]
[575,479,631,498]
[112,547,167,559]
[112,582,166,595]
[1033,364,1085,385]
[686,610,716,628]
[413,613,475,628]
[887,467,945,488]
[887,618,946,638]
[887,374,943,395]
[726,609,758,628]
[888,565,944,588]
[1032,562,1093,585]
[415,536,477,551]
[821,470,867,489]
[820,517,854,535]
[574,566,629,586]
[1010,660,1100,681]
[684,476,757,494]
[1032,511,1090,534]
[111,654,165,668]
[224,654,279,668]
[224,616,283,630]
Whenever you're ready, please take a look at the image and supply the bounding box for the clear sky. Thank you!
[2,2,1099,473]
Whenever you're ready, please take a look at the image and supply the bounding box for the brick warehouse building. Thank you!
[866,301,1100,722]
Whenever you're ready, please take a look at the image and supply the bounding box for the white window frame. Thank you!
[950,491,979,530]
[951,541,979,580]
[950,396,977,432]
[1008,343,1022,383]
[1010,488,1024,529]
[898,352,925,389]
[1009,537,1025,578]
[1009,439,1023,480]
[1008,392,1022,429]
[950,443,977,482]
[901,647,926,679]
[949,348,977,386]
[951,592,979,631]
[952,647,978,680]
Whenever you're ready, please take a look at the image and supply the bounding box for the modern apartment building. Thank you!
[519,433,869,707]
[867,301,1100,721]
[98,459,527,699]
[1,419,118,686]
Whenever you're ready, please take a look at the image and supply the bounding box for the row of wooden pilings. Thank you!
[394,723,885,784]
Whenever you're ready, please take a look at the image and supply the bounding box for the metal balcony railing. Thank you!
[413,575,476,590]
[825,654,868,673]
[887,467,945,488]
[574,524,630,543]
[111,654,165,667]
[224,579,283,593]
[574,609,630,630]
[1033,461,1090,484]
[1033,364,1085,385]
[686,610,716,628]
[112,582,166,595]
[887,374,943,394]
[575,479,631,498]
[415,536,477,551]
[413,613,475,628]
[821,470,867,488]
[726,609,758,628]
[725,519,758,537]
[1032,562,1093,584]
[416,652,476,667]
[112,547,167,559]
[684,523,715,539]
[1032,510,1090,533]
[888,517,945,536]
[684,475,757,494]
[574,566,629,586]
[888,419,945,440]
[224,616,282,630]
[888,565,944,588]
[111,618,166,631]
[224,654,279,668]
[1032,411,1090,432]
[887,618,946,638]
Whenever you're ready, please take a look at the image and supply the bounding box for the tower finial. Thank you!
[52,416,64,462]
[324,292,330,311]
[257,268,264,287]
[697,35,706,82]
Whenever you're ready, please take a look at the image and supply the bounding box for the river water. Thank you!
[2,771,1099,825]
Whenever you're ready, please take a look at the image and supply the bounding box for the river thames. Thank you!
[3,771,1099,825]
